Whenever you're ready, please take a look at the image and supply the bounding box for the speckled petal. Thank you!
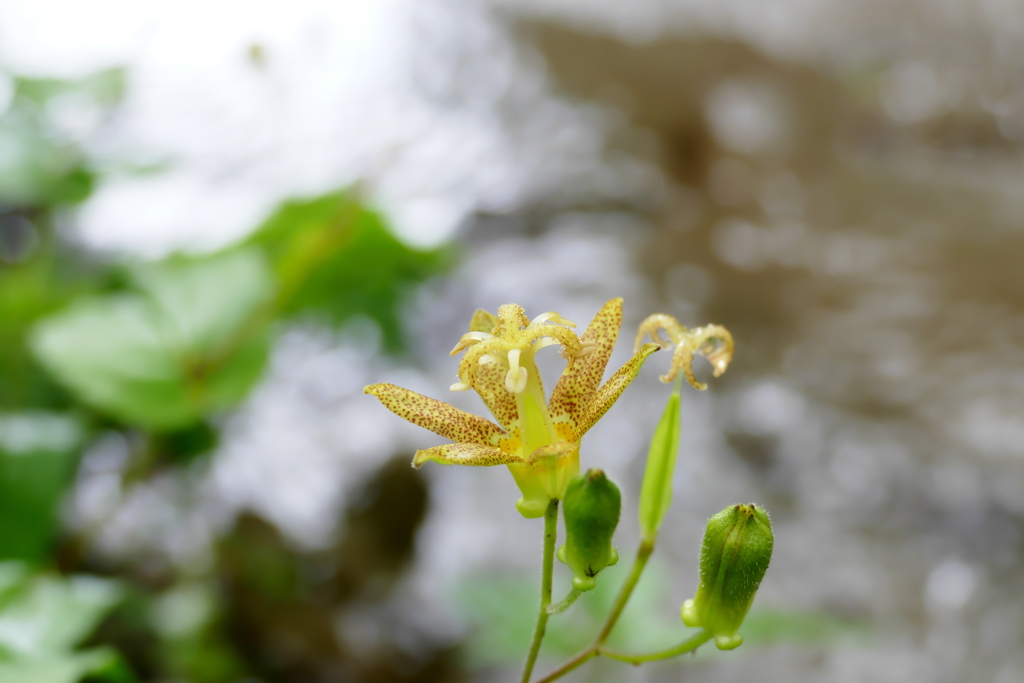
[549,298,623,426]
[634,313,686,352]
[364,383,504,446]
[575,342,661,439]
[473,355,520,432]
[527,440,578,463]
[523,323,582,361]
[663,324,735,389]
[413,443,526,468]
[468,309,498,334]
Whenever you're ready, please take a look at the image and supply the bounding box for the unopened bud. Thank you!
[556,469,621,591]
[681,503,773,650]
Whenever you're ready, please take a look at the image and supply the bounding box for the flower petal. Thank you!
[468,309,498,334]
[575,342,661,439]
[413,442,527,468]
[364,383,505,445]
[527,440,578,463]
[634,313,685,352]
[636,316,735,388]
[472,354,520,432]
[549,298,623,426]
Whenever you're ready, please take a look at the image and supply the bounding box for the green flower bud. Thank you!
[681,503,773,650]
[556,469,621,591]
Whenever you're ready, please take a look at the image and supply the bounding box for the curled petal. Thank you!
[634,313,687,352]
[576,343,661,439]
[365,383,505,445]
[638,316,735,389]
[413,442,526,468]
[450,331,493,356]
[530,311,577,327]
[531,337,562,352]
[695,325,735,378]
[521,323,582,360]
[456,340,497,392]
[665,325,734,389]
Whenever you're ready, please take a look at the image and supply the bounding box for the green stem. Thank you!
[533,538,656,683]
[595,537,654,642]
[521,499,559,683]
[547,587,583,615]
[599,629,713,664]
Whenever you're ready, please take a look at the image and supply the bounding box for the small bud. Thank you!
[557,469,621,591]
[681,504,773,650]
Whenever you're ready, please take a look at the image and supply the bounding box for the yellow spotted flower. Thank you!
[364,299,660,518]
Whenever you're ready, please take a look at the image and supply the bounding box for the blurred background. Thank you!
[2,0,1024,681]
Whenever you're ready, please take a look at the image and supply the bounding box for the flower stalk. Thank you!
[520,499,559,683]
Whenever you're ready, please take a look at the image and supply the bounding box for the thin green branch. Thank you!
[533,538,656,683]
[520,499,559,683]
[596,538,654,642]
[547,587,583,615]
[599,629,713,664]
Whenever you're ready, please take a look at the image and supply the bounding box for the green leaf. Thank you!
[0,648,132,683]
[0,413,83,562]
[0,231,109,410]
[30,250,274,430]
[0,571,122,657]
[244,191,452,352]
[0,567,136,682]
[637,384,682,540]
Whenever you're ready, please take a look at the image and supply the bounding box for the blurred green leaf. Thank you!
[14,70,125,110]
[0,70,122,207]
[147,581,244,682]
[0,229,109,410]
[30,250,274,430]
[0,412,83,562]
[0,569,122,657]
[245,191,451,352]
[0,648,133,683]
[0,121,93,206]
